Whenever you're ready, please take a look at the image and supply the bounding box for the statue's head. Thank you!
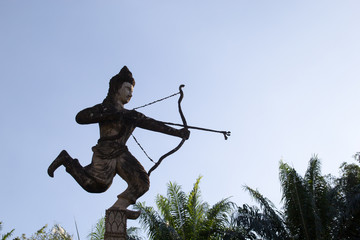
[103,66,135,105]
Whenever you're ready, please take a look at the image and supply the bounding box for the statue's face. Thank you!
[116,82,134,105]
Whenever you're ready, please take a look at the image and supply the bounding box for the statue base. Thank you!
[104,209,127,240]
[104,208,141,240]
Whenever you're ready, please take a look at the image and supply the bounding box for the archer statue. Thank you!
[48,66,190,214]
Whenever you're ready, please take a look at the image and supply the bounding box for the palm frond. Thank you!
[279,160,311,240]
[186,176,207,239]
[305,156,333,239]
[243,186,279,219]
[127,227,143,240]
[0,222,14,240]
[243,186,289,239]
[166,181,188,238]
[156,194,175,227]
[1,229,14,240]
[199,198,234,239]
[88,217,105,240]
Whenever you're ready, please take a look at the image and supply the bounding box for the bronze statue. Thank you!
[48,66,190,214]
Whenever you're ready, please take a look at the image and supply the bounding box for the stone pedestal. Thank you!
[104,209,127,240]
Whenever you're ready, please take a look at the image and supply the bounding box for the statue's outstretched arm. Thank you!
[127,110,189,139]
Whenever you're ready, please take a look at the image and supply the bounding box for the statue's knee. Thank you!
[143,182,150,194]
[86,183,110,193]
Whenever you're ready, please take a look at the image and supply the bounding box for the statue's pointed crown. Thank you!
[117,65,135,86]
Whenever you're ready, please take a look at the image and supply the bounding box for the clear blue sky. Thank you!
[1,1,360,239]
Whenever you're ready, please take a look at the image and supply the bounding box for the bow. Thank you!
[132,84,230,176]
[147,85,187,176]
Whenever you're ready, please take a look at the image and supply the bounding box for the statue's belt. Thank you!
[92,140,128,160]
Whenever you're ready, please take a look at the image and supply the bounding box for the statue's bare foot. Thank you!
[122,209,141,219]
[48,150,70,177]
[108,198,141,219]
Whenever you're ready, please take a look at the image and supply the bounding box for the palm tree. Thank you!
[135,176,236,240]
[233,157,331,240]
[279,156,332,240]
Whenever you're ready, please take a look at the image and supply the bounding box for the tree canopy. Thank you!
[2,155,359,240]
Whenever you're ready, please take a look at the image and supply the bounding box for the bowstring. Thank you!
[132,134,155,163]
[131,90,180,163]
[132,92,180,110]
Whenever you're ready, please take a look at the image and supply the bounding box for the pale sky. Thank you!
[1,1,360,239]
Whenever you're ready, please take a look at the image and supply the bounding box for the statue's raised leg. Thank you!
[48,150,109,193]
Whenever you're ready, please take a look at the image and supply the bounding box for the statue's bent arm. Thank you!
[75,104,119,124]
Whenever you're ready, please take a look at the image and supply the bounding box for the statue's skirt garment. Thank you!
[75,140,150,203]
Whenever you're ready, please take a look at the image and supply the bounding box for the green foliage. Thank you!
[135,176,236,240]
[0,222,14,240]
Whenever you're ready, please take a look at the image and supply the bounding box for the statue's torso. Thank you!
[98,112,135,145]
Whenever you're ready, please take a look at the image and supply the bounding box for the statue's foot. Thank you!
[47,150,70,177]
[124,209,141,220]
